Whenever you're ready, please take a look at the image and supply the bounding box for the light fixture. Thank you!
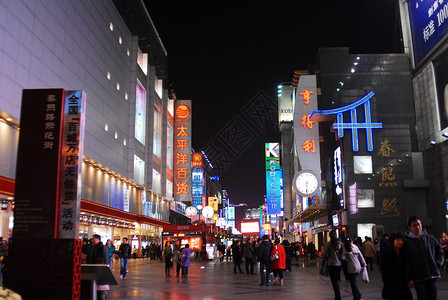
[351,68,355,73]
[354,62,359,66]
[356,56,360,60]
[443,132,448,137]
[278,84,282,89]
[431,140,436,145]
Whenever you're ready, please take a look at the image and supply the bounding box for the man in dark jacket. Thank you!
[257,235,272,286]
[118,237,132,279]
[244,238,255,274]
[232,240,243,273]
[91,234,107,264]
[405,216,444,300]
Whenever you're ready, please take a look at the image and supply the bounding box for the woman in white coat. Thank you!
[342,237,367,300]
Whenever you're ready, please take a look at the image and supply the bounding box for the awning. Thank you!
[289,206,328,223]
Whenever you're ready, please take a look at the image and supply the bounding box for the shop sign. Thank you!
[293,75,321,197]
[202,206,214,218]
[266,169,283,215]
[174,100,192,202]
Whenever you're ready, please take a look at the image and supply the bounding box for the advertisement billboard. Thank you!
[266,169,283,215]
[408,0,448,65]
[241,221,260,234]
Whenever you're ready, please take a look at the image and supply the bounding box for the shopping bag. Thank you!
[362,267,369,283]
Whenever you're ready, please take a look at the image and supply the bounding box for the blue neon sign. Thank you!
[266,170,283,215]
[192,167,204,207]
[310,91,383,152]
[408,0,448,65]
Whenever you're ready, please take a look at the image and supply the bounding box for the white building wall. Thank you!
[0,0,139,178]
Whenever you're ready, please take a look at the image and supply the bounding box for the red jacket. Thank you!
[271,244,286,270]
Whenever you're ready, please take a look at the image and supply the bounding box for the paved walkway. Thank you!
[108,258,448,299]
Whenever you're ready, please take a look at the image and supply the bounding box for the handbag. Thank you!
[362,267,369,283]
[319,259,328,276]
[270,246,279,261]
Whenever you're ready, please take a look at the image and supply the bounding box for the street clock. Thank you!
[293,169,320,197]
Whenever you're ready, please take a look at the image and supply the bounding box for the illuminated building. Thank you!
[282,48,426,248]
[399,1,448,234]
[0,0,180,247]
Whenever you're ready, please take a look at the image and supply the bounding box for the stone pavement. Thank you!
[108,258,448,299]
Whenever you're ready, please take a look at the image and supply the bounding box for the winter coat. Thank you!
[244,243,254,259]
[106,245,115,259]
[364,240,376,258]
[232,244,242,262]
[322,240,342,266]
[164,245,172,260]
[380,247,412,300]
[271,244,286,270]
[342,244,366,274]
[404,229,444,282]
[91,242,107,264]
[258,240,273,264]
[181,247,191,267]
[118,243,132,259]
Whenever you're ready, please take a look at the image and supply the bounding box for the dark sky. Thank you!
[146,1,400,211]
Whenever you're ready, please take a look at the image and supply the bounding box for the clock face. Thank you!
[293,170,320,197]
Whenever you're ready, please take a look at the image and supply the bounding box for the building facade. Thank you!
[0,0,180,249]
[399,0,448,235]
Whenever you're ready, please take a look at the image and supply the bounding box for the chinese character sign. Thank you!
[174,100,192,202]
[14,89,65,239]
[293,75,321,179]
[58,90,86,239]
[408,0,448,65]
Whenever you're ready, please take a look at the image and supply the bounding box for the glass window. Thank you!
[166,180,173,200]
[357,189,375,208]
[152,169,161,195]
[166,123,173,169]
[155,77,163,99]
[357,223,375,239]
[153,105,162,158]
[353,156,373,174]
[137,47,148,75]
[135,79,146,145]
[134,155,145,185]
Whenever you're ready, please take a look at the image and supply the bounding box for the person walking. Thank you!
[440,232,448,273]
[380,233,412,300]
[181,244,191,278]
[405,216,444,300]
[342,237,366,300]
[322,230,342,300]
[257,235,273,286]
[118,237,131,279]
[164,241,173,277]
[90,234,109,300]
[282,240,292,272]
[271,238,286,286]
[105,239,116,268]
[232,240,243,273]
[363,237,376,271]
[308,241,316,261]
[176,245,183,277]
[244,238,255,274]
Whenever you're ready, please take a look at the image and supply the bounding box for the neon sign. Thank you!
[310,91,383,152]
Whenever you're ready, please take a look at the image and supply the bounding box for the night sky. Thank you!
[146,1,400,215]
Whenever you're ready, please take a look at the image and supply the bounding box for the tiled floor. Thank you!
[107,258,448,299]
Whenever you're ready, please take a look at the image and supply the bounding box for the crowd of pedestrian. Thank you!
[320,215,444,300]
[77,215,448,300]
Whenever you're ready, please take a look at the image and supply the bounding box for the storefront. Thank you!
[81,199,168,256]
